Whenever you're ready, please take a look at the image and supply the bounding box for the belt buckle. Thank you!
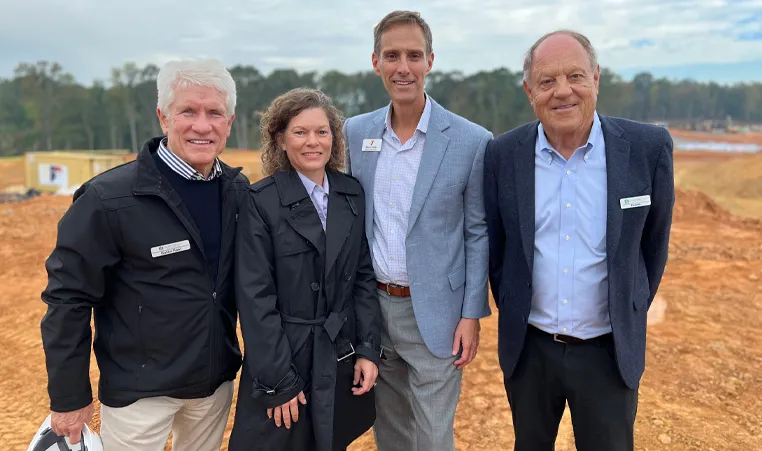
[337,343,356,362]
[553,333,567,344]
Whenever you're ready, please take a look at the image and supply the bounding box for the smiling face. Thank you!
[372,23,433,108]
[278,107,332,181]
[523,33,600,139]
[157,85,234,176]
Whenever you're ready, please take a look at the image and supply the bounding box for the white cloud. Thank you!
[0,0,760,84]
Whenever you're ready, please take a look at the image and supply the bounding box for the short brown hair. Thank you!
[259,88,346,176]
[373,10,433,56]
[523,30,598,83]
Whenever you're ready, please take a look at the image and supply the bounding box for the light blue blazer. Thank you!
[343,97,492,358]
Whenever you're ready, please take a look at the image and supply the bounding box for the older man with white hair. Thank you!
[40,58,249,450]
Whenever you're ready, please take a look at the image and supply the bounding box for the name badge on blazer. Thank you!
[620,195,651,209]
[151,240,191,258]
[362,138,382,152]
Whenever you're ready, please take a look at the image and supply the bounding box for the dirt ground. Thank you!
[1,144,761,450]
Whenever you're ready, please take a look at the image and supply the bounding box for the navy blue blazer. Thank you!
[484,115,674,389]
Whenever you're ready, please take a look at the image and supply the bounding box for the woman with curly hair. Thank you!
[228,88,382,451]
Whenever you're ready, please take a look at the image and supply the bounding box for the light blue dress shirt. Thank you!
[371,94,432,285]
[297,171,330,231]
[530,111,611,339]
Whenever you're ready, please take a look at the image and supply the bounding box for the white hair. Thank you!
[156,58,237,118]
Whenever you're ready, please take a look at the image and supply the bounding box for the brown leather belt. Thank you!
[376,281,411,297]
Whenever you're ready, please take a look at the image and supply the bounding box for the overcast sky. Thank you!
[1,0,761,85]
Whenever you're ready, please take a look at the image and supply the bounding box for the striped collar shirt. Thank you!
[157,138,223,181]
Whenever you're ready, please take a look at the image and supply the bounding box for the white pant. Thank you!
[100,381,234,451]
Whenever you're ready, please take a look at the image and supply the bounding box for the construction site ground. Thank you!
[1,129,760,450]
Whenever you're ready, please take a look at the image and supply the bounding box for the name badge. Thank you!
[620,195,651,209]
[362,138,382,152]
[151,240,191,258]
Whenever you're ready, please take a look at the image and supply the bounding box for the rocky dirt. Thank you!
[1,150,761,450]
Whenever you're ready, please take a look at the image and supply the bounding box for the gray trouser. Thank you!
[373,290,462,451]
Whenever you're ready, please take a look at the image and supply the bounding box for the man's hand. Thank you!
[50,404,94,444]
[452,318,480,370]
[267,391,307,429]
[352,357,378,396]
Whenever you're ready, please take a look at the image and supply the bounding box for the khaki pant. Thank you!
[100,381,234,451]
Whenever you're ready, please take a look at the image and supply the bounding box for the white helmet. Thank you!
[27,414,103,451]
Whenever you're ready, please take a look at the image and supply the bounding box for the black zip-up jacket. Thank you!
[40,137,248,412]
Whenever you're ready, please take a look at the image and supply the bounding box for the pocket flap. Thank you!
[448,265,466,290]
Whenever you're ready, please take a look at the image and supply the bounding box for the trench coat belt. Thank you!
[280,306,350,342]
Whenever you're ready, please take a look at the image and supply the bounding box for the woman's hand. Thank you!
[351,357,378,395]
[267,391,307,428]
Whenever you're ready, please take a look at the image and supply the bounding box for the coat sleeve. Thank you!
[236,190,304,408]
[483,138,505,306]
[642,130,675,309]
[351,189,382,365]
[461,130,493,319]
[40,183,121,412]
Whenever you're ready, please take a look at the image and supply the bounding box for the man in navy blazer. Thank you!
[484,30,674,451]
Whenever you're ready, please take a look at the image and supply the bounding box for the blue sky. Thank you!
[0,0,760,85]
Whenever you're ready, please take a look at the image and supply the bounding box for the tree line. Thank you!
[1,60,761,155]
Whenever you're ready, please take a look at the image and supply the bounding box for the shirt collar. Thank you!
[536,111,602,163]
[296,170,329,196]
[158,137,222,181]
[384,93,432,135]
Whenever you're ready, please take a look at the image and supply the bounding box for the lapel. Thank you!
[217,162,244,275]
[407,99,451,235]
[600,116,631,259]
[274,170,325,255]
[514,122,539,273]
[361,109,387,241]
[324,171,360,277]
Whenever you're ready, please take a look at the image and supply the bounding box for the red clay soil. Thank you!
[1,186,760,450]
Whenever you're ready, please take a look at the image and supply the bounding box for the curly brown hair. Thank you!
[260,88,346,176]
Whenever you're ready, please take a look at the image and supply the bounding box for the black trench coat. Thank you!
[229,169,382,451]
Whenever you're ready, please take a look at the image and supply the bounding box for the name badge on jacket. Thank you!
[151,240,191,258]
[362,139,381,152]
[620,195,651,209]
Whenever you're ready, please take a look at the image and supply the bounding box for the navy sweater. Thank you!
[153,152,222,282]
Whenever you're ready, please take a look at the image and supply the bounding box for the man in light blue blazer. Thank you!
[343,10,492,451]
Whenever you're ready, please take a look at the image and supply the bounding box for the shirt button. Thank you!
[566,203,571,208]
[311,282,320,291]
[563,299,568,304]
[562,328,568,333]
[565,235,570,241]
[566,170,572,175]
[563,268,569,274]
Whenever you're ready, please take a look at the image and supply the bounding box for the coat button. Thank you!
[311,282,320,291]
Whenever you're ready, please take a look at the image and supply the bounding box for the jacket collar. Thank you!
[273,169,359,207]
[133,136,243,194]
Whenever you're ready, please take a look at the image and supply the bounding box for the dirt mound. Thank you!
[674,188,762,230]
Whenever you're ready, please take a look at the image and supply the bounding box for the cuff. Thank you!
[355,341,382,366]
[250,364,305,409]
